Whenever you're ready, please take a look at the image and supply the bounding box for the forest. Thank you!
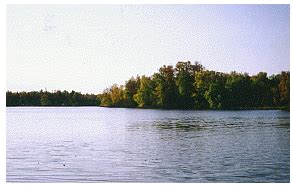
[6,61,290,110]
[6,90,100,107]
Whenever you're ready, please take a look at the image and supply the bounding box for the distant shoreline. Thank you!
[6,105,290,111]
[6,61,290,110]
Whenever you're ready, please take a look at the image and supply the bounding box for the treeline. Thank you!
[100,61,290,110]
[6,61,290,110]
[6,90,101,106]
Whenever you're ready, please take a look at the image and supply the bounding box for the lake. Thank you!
[6,107,290,182]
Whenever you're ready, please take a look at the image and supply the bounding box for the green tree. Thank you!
[251,72,273,107]
[40,92,50,106]
[193,71,214,109]
[193,70,227,109]
[110,84,125,107]
[175,61,195,108]
[6,91,20,106]
[205,82,225,109]
[100,88,113,107]
[154,65,178,108]
[123,76,140,107]
[278,71,290,108]
[223,72,252,109]
[134,75,156,108]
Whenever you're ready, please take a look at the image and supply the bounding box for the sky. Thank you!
[6,4,290,94]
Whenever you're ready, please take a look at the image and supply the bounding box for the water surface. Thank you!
[6,107,290,182]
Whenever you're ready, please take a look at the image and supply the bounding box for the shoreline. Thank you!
[6,105,290,111]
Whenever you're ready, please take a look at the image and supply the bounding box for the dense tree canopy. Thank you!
[96,61,289,110]
[6,90,101,106]
[7,61,290,110]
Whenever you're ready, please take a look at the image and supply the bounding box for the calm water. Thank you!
[6,107,290,182]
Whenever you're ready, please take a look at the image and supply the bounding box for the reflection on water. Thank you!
[7,107,290,182]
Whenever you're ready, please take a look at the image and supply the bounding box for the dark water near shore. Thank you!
[6,107,290,182]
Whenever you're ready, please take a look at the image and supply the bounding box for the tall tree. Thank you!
[175,61,195,108]
[251,72,273,107]
[134,75,156,108]
[193,71,213,109]
[154,65,178,108]
[109,84,124,107]
[100,88,113,107]
[223,72,253,109]
[278,71,290,108]
[123,76,140,107]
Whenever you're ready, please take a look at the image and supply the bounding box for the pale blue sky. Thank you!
[7,4,290,93]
